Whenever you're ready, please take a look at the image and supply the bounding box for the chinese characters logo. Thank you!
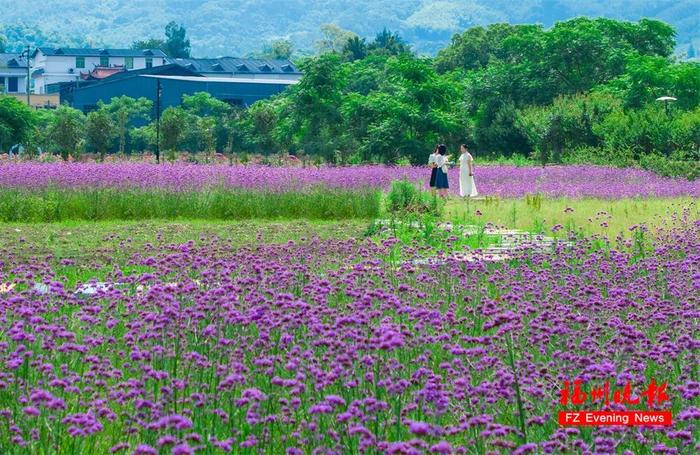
[558,379,672,426]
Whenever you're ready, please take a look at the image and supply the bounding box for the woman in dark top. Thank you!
[435,144,450,200]
[428,145,439,195]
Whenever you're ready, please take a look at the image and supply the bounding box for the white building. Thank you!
[31,48,167,94]
[0,53,28,94]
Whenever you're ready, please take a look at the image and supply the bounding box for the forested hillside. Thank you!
[1,0,698,56]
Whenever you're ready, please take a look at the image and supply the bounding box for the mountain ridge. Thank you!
[2,0,697,57]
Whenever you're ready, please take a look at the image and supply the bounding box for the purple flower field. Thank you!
[0,219,698,454]
[1,163,698,198]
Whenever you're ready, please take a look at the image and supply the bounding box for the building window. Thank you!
[145,57,153,68]
[100,56,109,66]
[76,57,86,68]
[8,77,18,93]
[125,57,134,69]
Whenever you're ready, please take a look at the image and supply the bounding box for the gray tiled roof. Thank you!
[35,48,167,58]
[170,57,301,75]
[0,53,28,68]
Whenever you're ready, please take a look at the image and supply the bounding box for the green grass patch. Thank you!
[0,186,381,222]
[446,195,699,237]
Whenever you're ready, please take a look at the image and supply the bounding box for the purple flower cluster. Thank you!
[0,163,698,198]
[0,221,698,453]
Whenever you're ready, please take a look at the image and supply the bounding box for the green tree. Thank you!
[85,109,115,161]
[538,18,675,95]
[196,116,217,155]
[315,24,357,54]
[48,105,85,160]
[340,55,465,163]
[518,92,620,161]
[261,39,293,59]
[131,38,166,51]
[26,109,55,157]
[0,95,36,151]
[286,53,346,158]
[164,21,191,58]
[473,100,531,157]
[129,124,156,153]
[368,28,410,56]
[102,96,153,154]
[435,23,530,73]
[181,92,231,153]
[182,92,231,117]
[604,55,700,110]
[159,106,187,152]
[242,100,281,153]
[342,36,368,62]
[0,33,5,53]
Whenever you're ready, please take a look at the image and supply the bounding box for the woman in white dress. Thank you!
[458,144,478,198]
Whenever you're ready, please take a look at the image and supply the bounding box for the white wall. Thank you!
[32,50,166,93]
[0,73,28,94]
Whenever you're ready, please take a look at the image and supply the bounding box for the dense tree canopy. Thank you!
[0,96,36,151]
[232,17,698,171]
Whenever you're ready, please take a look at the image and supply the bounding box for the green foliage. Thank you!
[342,36,367,62]
[592,103,700,158]
[240,100,282,154]
[435,23,527,73]
[0,187,381,222]
[164,21,191,58]
[603,56,700,110]
[101,96,153,154]
[131,38,166,51]
[639,153,700,181]
[0,21,92,52]
[129,22,190,57]
[47,105,84,160]
[85,109,116,161]
[386,179,442,216]
[129,124,156,153]
[517,93,619,162]
[367,28,411,56]
[473,100,531,157]
[182,92,230,117]
[315,24,357,54]
[159,106,187,152]
[0,95,36,151]
[259,39,293,59]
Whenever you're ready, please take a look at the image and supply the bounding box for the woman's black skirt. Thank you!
[429,167,438,187]
[436,168,449,189]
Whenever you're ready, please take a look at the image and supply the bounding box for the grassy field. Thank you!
[446,196,699,237]
[0,187,381,222]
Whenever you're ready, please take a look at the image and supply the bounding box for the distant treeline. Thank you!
[1,18,698,179]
